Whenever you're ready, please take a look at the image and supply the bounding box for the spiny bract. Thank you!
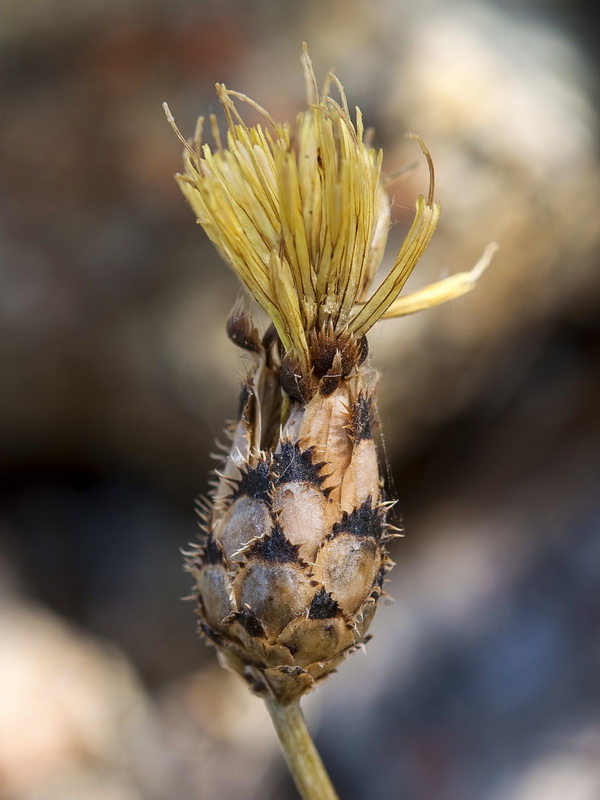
[168,45,494,704]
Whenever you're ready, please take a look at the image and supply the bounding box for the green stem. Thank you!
[264,696,340,800]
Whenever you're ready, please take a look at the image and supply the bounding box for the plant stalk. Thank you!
[264,695,340,800]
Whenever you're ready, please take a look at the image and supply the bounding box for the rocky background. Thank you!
[1,1,600,798]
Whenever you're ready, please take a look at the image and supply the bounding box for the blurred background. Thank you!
[1,1,600,798]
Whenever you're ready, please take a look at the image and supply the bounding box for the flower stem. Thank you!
[264,696,340,800]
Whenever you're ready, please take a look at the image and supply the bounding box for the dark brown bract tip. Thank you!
[280,354,312,402]
[350,393,375,441]
[331,497,386,540]
[319,351,343,396]
[231,458,273,504]
[198,619,224,645]
[272,441,326,488]
[226,301,261,352]
[231,606,266,638]
[245,523,302,564]
[309,327,369,380]
[201,532,226,565]
[261,323,280,352]
[308,588,341,620]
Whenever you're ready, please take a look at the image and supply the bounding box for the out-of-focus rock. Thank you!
[504,741,600,800]
[0,597,282,800]
[157,665,279,799]
[0,602,157,799]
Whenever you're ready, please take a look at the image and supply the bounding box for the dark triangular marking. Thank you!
[232,606,266,638]
[331,498,385,540]
[231,458,272,504]
[308,588,341,620]
[202,532,225,565]
[273,441,326,488]
[246,523,301,564]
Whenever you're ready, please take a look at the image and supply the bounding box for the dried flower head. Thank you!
[166,45,495,705]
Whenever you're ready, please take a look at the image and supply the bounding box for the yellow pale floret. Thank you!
[165,44,494,370]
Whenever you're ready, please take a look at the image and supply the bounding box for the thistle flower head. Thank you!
[166,45,443,377]
[167,46,495,705]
